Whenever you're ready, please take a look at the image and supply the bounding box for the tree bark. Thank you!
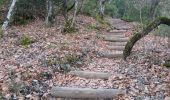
[50,87,125,98]
[2,0,18,30]
[149,0,161,19]
[168,34,170,49]
[123,17,170,60]
[45,0,55,27]
[71,0,78,27]
[98,0,107,19]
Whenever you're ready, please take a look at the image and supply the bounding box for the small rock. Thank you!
[144,97,150,100]
[41,72,52,80]
[164,97,170,100]
[11,94,17,100]
[5,94,11,99]
[25,94,33,99]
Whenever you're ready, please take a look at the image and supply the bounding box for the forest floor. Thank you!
[0,15,170,100]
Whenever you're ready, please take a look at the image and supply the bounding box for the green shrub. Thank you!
[81,0,97,17]
[63,19,78,33]
[86,24,98,30]
[63,54,79,64]
[0,28,3,38]
[19,35,34,47]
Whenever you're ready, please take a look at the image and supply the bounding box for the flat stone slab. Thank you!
[102,34,125,38]
[107,46,125,50]
[97,51,123,58]
[104,37,129,42]
[109,30,127,33]
[69,71,111,79]
[51,87,125,98]
[108,42,127,46]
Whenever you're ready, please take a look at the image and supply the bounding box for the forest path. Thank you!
[96,18,134,59]
[51,19,136,99]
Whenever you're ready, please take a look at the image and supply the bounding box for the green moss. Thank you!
[20,35,34,47]
[63,54,79,64]
[95,15,111,29]
[86,24,98,30]
[0,28,3,38]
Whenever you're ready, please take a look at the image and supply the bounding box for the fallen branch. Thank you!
[50,87,125,98]
[123,17,170,60]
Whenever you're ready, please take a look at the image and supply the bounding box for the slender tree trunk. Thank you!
[2,0,18,30]
[71,0,78,27]
[98,0,106,19]
[62,0,68,22]
[168,35,170,49]
[149,0,160,19]
[45,0,55,27]
[123,17,170,60]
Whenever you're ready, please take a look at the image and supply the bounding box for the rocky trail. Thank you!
[0,16,170,100]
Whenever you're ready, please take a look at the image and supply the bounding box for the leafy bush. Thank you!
[19,35,34,47]
[86,24,98,30]
[81,0,97,17]
[63,54,79,64]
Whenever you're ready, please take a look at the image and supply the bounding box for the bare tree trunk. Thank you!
[71,0,78,27]
[123,17,170,60]
[2,0,18,30]
[98,0,106,19]
[149,0,161,19]
[168,35,170,49]
[45,0,55,27]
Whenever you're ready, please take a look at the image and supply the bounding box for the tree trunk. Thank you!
[168,34,170,49]
[149,0,161,19]
[123,17,170,60]
[71,0,78,27]
[2,0,18,30]
[98,0,106,19]
[45,0,55,27]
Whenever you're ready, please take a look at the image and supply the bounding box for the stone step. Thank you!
[104,37,129,42]
[109,30,127,33]
[69,71,111,79]
[51,87,125,99]
[107,46,125,50]
[102,34,125,38]
[97,51,123,58]
[108,42,127,46]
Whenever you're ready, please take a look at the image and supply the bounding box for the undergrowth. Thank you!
[19,35,34,47]
[0,28,3,38]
